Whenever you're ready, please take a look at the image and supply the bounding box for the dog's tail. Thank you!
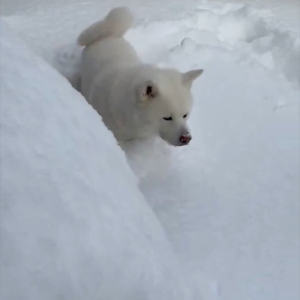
[77,7,134,47]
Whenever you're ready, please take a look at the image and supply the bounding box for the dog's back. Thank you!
[78,7,133,47]
[78,7,139,98]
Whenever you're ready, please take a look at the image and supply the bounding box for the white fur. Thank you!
[78,7,203,146]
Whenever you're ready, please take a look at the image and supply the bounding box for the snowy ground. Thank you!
[1,1,299,300]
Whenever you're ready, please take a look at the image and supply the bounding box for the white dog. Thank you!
[78,7,203,146]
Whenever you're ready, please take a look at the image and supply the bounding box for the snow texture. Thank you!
[1,1,299,300]
[0,22,205,300]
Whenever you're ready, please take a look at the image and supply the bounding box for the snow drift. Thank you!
[0,22,203,300]
[1,1,299,300]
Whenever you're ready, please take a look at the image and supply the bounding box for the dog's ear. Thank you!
[138,80,158,102]
[182,69,204,88]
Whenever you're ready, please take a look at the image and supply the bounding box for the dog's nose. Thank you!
[179,134,192,145]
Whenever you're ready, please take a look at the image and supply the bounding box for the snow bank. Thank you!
[128,3,300,87]
[126,6,300,300]
[0,22,202,300]
[1,1,299,300]
[2,1,299,87]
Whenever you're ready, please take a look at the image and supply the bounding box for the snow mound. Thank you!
[0,22,204,300]
[2,2,299,87]
[1,1,299,300]
[127,3,300,87]
[125,5,300,300]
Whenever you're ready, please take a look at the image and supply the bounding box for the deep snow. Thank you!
[0,22,206,300]
[1,1,299,300]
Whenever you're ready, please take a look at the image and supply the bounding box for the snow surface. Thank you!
[0,22,207,300]
[1,1,299,300]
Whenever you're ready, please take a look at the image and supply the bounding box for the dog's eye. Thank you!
[183,113,188,118]
[163,116,173,121]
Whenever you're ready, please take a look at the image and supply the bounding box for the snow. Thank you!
[1,1,299,300]
[0,22,206,300]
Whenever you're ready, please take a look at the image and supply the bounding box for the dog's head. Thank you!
[136,68,203,146]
